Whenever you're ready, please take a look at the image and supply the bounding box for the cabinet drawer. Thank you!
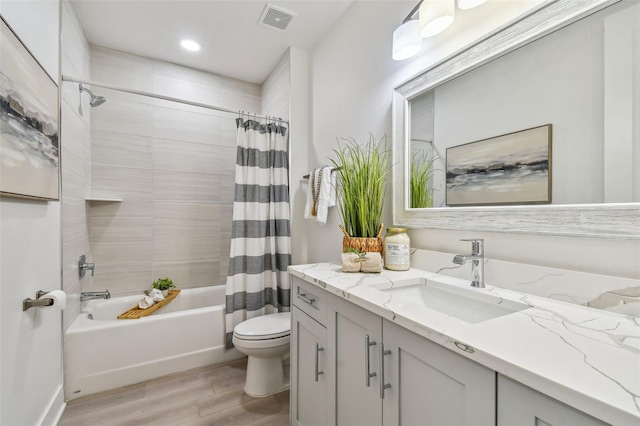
[291,276,327,325]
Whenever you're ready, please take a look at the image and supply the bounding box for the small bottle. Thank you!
[384,227,410,271]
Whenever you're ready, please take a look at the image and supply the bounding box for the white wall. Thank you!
[0,1,65,424]
[305,1,640,279]
[288,47,310,265]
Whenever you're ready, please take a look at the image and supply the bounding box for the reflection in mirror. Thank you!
[409,91,442,207]
[407,0,639,209]
[393,0,639,238]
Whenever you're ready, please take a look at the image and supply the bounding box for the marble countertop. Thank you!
[288,262,640,425]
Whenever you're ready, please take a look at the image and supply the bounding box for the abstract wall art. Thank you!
[446,124,552,206]
[1,17,59,200]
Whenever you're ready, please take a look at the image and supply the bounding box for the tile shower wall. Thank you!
[89,46,261,296]
[61,0,92,330]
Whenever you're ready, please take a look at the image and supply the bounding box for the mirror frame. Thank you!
[392,0,639,240]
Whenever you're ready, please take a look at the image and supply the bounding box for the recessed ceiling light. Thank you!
[180,39,201,52]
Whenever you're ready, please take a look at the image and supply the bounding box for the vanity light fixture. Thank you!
[457,0,487,10]
[392,0,423,61]
[392,20,422,61]
[180,39,201,52]
[419,0,455,38]
[392,0,461,61]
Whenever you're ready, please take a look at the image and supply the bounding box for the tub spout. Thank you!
[81,290,111,301]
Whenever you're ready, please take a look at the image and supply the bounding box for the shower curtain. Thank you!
[225,117,291,349]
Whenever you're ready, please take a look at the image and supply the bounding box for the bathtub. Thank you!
[64,286,243,400]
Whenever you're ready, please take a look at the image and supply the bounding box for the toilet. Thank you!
[232,312,291,397]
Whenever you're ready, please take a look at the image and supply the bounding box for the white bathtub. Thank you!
[64,286,243,400]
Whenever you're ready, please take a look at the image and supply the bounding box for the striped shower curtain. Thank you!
[225,118,291,349]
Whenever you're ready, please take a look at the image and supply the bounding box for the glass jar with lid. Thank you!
[384,227,410,270]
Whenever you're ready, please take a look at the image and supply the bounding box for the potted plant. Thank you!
[330,134,391,253]
[410,151,436,208]
[151,277,176,297]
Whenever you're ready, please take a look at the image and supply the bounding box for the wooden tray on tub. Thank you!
[118,289,180,319]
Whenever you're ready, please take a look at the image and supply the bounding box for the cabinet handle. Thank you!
[365,335,377,387]
[297,292,315,305]
[315,343,324,382]
[379,343,391,399]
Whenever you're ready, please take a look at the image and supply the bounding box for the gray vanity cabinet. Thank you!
[327,294,383,425]
[382,320,496,426]
[291,305,329,426]
[291,276,335,426]
[497,376,608,426]
[324,287,494,425]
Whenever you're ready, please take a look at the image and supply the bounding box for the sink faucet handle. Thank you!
[460,238,484,255]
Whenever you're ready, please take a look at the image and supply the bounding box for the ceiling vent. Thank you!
[258,3,297,31]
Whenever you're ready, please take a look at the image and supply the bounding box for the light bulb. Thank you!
[393,20,422,61]
[180,39,201,52]
[419,0,455,38]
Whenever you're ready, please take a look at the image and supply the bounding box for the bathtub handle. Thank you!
[315,343,324,382]
[297,293,315,306]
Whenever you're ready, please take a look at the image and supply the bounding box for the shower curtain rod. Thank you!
[61,75,289,124]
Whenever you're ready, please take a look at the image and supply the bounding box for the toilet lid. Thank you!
[233,312,291,340]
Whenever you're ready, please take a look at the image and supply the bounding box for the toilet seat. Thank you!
[233,312,291,341]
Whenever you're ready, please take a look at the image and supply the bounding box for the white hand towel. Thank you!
[315,167,335,224]
[138,296,155,309]
[149,289,165,303]
[360,252,383,273]
[328,168,337,208]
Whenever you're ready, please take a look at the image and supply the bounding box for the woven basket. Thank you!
[340,224,384,253]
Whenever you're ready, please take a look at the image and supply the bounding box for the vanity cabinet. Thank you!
[291,277,332,426]
[327,294,383,425]
[291,275,496,425]
[382,320,495,425]
[497,376,608,426]
[291,305,329,426]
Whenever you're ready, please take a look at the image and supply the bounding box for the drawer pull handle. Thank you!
[379,343,391,399]
[297,293,316,305]
[315,343,324,382]
[365,335,377,387]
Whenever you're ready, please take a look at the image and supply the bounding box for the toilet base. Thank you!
[244,355,290,397]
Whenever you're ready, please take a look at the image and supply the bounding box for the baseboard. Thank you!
[38,385,66,426]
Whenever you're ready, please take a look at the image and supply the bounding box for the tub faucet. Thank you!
[452,239,485,288]
[81,290,111,301]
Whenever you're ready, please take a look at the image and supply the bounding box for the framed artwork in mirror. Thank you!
[0,16,60,201]
[446,124,552,206]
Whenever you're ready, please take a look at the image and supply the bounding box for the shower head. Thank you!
[79,84,107,107]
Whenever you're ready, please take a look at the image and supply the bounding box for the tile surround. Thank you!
[88,46,261,297]
[61,0,92,330]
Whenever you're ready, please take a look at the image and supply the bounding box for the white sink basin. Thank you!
[373,278,529,323]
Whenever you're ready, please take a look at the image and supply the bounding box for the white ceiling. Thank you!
[71,0,354,84]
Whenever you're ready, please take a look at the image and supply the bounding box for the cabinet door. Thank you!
[328,295,383,426]
[497,375,608,426]
[292,306,329,426]
[382,320,496,426]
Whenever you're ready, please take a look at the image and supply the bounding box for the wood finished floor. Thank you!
[58,358,290,426]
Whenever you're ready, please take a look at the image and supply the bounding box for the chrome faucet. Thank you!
[80,290,110,301]
[452,238,485,288]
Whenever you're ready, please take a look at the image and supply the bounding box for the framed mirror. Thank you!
[392,0,639,239]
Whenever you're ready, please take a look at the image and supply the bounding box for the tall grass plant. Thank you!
[410,151,435,208]
[330,134,391,238]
